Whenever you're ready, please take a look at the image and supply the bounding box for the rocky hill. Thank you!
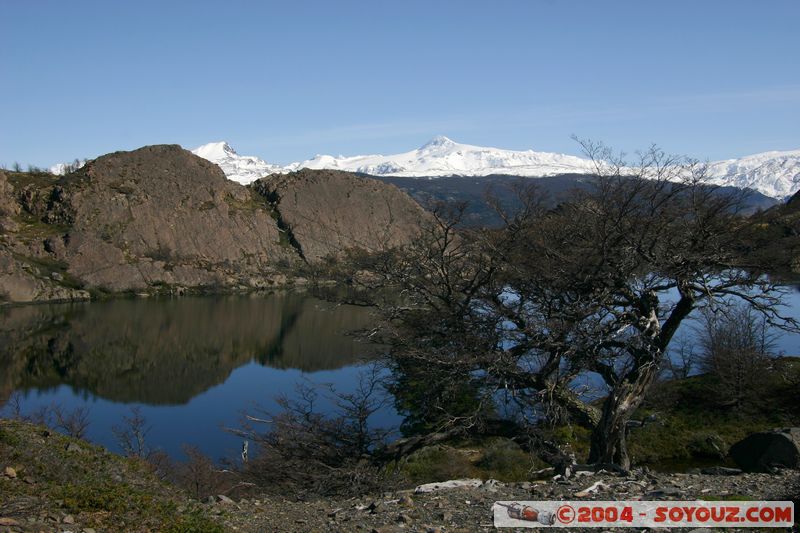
[252,169,430,262]
[0,146,429,304]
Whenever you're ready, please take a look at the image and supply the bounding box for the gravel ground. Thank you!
[214,470,799,532]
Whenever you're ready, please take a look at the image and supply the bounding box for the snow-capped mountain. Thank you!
[705,149,800,200]
[287,135,598,178]
[191,137,800,200]
[49,159,87,175]
[191,141,285,185]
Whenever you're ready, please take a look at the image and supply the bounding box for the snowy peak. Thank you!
[49,159,87,175]
[420,135,456,150]
[190,137,800,200]
[706,149,800,200]
[289,135,597,178]
[191,141,285,184]
[193,141,237,161]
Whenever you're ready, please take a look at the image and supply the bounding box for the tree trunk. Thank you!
[588,360,659,470]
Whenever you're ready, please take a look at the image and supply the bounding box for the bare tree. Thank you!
[112,406,153,459]
[173,445,231,500]
[0,392,24,419]
[341,141,798,471]
[697,303,778,407]
[52,405,91,439]
[234,366,399,495]
[0,398,91,440]
[662,333,698,380]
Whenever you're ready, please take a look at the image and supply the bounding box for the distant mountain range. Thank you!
[190,137,800,200]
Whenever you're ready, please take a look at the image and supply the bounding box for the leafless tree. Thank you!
[697,303,778,407]
[340,141,798,471]
[0,398,91,440]
[173,445,233,500]
[113,406,152,459]
[662,333,698,380]
[51,405,91,439]
[0,392,24,419]
[233,366,400,495]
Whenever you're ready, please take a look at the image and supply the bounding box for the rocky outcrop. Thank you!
[1,147,295,301]
[0,171,91,303]
[253,169,429,262]
[0,171,19,232]
[1,147,429,303]
[55,145,300,292]
[730,428,800,472]
[0,249,90,303]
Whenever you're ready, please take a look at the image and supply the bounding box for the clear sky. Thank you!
[2,0,799,167]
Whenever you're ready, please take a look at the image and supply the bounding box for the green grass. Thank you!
[628,357,800,467]
[54,483,222,532]
[224,189,269,214]
[0,419,223,532]
[11,212,70,242]
[5,170,58,189]
[400,437,546,484]
[12,253,84,289]
[541,358,800,469]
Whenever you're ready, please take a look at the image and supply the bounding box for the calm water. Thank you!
[0,292,395,461]
[1,286,798,462]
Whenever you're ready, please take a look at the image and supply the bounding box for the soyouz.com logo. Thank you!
[492,500,795,528]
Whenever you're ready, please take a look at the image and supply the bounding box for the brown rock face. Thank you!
[0,171,21,236]
[1,146,429,303]
[0,170,90,303]
[253,169,429,262]
[58,145,297,291]
[0,172,20,222]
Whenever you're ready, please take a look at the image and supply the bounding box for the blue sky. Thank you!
[2,0,799,167]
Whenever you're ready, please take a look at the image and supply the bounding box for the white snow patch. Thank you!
[191,138,800,200]
[191,141,286,185]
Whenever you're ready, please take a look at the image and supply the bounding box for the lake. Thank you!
[1,286,798,463]
[0,292,396,461]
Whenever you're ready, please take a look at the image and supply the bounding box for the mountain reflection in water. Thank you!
[1,293,380,405]
[0,293,386,458]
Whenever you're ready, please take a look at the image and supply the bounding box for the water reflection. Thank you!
[0,293,380,406]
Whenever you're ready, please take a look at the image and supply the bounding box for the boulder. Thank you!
[729,428,800,472]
